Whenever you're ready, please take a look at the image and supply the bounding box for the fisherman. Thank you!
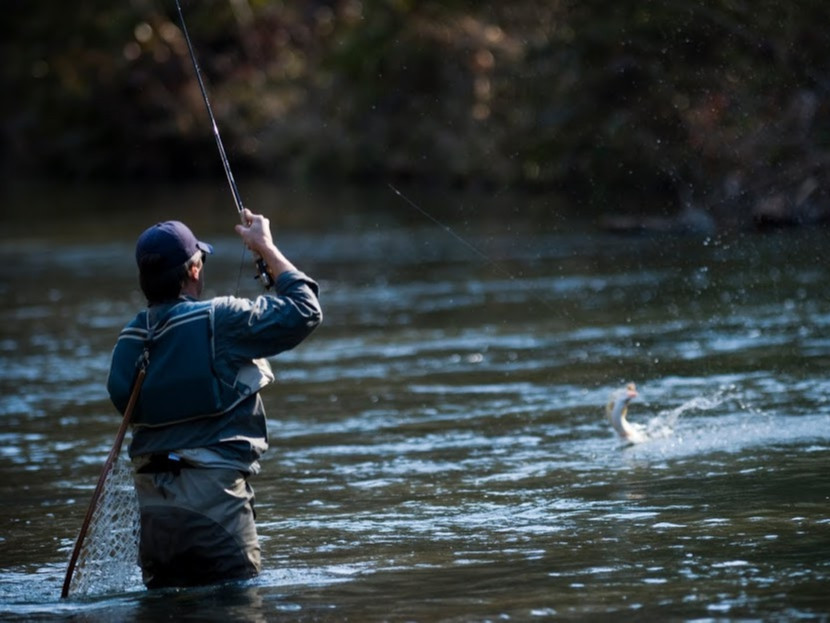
[106,209,322,589]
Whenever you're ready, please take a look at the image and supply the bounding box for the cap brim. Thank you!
[197,240,214,255]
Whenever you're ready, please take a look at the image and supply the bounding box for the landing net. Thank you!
[66,452,141,597]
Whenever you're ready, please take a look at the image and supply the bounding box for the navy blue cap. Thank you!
[135,221,213,274]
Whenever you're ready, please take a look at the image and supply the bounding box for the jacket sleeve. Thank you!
[213,269,322,362]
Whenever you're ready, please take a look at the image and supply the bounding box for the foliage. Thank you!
[3,0,830,225]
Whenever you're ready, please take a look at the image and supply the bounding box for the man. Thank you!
[107,208,322,589]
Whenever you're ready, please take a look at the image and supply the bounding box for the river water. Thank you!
[0,182,828,621]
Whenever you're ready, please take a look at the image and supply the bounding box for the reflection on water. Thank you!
[0,183,828,621]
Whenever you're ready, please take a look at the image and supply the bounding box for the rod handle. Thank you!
[255,257,274,289]
[237,211,274,289]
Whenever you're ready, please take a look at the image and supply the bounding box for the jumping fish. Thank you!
[606,382,647,444]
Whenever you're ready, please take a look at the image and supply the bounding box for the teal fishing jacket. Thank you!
[106,270,321,466]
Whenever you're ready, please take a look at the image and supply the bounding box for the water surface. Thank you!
[0,183,828,621]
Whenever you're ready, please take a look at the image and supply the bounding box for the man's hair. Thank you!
[139,251,202,304]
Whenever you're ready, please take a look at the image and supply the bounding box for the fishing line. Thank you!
[174,0,273,293]
[388,184,561,314]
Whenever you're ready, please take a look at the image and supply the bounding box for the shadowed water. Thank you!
[0,183,828,621]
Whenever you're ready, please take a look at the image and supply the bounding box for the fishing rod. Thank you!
[174,0,273,290]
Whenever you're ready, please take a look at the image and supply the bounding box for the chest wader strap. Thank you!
[140,326,154,371]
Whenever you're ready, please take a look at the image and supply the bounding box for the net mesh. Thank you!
[67,451,142,597]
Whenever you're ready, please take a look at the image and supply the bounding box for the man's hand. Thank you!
[234,208,296,280]
[235,208,275,256]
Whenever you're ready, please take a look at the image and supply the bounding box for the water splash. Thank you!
[650,386,737,431]
[619,385,741,444]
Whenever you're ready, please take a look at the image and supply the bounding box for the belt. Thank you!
[136,452,193,474]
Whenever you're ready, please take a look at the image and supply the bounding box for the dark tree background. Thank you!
[3,0,830,228]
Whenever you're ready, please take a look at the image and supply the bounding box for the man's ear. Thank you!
[188,262,201,281]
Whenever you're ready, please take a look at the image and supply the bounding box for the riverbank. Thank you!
[4,2,830,229]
